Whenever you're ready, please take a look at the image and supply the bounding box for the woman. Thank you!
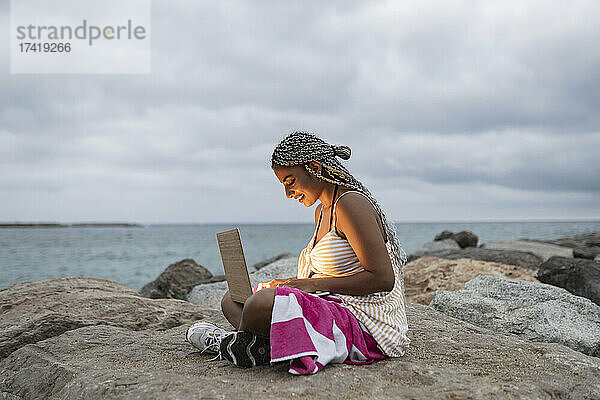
[187,131,409,374]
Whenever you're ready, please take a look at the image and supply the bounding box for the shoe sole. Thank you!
[220,332,270,368]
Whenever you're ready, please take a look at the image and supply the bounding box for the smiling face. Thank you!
[273,163,324,207]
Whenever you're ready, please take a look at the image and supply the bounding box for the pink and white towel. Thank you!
[268,286,387,375]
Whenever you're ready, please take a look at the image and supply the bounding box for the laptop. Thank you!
[216,228,332,304]
[216,228,253,304]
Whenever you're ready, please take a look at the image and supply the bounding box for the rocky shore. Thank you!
[1,231,599,399]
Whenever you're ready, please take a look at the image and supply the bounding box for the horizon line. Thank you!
[2,218,600,226]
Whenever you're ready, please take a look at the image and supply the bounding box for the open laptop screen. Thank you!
[216,228,252,304]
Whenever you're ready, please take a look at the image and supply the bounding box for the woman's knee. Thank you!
[242,288,275,316]
[221,290,232,312]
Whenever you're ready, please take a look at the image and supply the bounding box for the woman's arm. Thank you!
[282,270,392,295]
[281,192,395,295]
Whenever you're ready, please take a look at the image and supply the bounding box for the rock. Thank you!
[0,392,20,400]
[247,256,298,284]
[543,232,600,248]
[537,256,600,306]
[577,232,600,247]
[452,231,479,248]
[481,240,573,262]
[250,252,296,271]
[596,255,600,262]
[410,239,460,257]
[404,257,538,305]
[186,281,229,310]
[534,232,600,260]
[407,248,543,273]
[434,230,478,248]
[573,246,600,260]
[2,305,600,399]
[140,258,213,300]
[431,275,600,357]
[434,230,454,241]
[198,274,226,284]
[187,256,298,309]
[0,277,206,360]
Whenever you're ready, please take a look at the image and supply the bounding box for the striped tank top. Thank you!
[297,190,410,357]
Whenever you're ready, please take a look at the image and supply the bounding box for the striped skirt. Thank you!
[268,286,387,375]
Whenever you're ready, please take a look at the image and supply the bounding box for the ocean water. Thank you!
[1,221,599,291]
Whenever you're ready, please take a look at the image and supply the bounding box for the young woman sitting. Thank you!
[187,131,409,375]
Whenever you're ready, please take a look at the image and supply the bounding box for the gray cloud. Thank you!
[1,0,599,222]
[352,131,600,193]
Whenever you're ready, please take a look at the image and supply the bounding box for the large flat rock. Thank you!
[0,277,206,360]
[540,232,600,259]
[1,304,599,399]
[407,247,543,273]
[481,240,573,262]
[546,232,600,248]
[431,275,600,357]
[404,257,537,305]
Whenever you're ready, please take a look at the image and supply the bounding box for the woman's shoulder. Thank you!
[335,191,385,240]
[336,191,376,215]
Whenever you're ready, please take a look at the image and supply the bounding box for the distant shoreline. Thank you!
[0,223,144,228]
[1,220,599,228]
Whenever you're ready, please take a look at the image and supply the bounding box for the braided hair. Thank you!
[271,131,408,288]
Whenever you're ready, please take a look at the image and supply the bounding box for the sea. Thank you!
[1,221,599,291]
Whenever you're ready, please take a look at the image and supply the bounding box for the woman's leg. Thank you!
[221,290,243,330]
[238,288,276,338]
[221,288,276,337]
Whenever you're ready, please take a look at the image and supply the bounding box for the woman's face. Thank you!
[273,163,323,207]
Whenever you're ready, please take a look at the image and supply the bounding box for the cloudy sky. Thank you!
[1,0,599,223]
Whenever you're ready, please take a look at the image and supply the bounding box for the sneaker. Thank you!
[219,331,271,368]
[186,321,233,355]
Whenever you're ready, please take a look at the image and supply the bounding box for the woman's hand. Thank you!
[256,278,293,291]
[279,278,317,293]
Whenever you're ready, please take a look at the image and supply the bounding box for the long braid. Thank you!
[271,131,407,293]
